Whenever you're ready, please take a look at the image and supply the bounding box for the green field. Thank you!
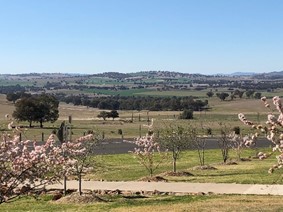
[83,88,155,96]
[82,86,283,98]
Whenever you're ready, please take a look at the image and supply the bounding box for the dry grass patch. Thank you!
[55,192,106,204]
[210,98,264,114]
[0,94,14,120]
[112,195,283,212]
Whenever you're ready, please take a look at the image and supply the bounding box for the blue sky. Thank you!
[0,0,283,75]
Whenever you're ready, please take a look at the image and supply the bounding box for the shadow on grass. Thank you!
[195,172,255,177]
[122,195,148,199]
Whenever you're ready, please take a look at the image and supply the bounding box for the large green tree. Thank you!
[206,91,214,98]
[108,110,119,120]
[179,109,193,119]
[216,92,229,101]
[13,94,59,128]
[97,111,109,120]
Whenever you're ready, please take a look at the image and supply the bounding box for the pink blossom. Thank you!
[239,96,283,174]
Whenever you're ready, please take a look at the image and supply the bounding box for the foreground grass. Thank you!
[1,194,283,212]
[89,148,283,184]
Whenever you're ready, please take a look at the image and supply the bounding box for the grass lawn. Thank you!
[89,148,283,185]
[0,194,282,212]
[1,148,283,211]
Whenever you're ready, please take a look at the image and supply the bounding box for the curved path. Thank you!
[47,180,283,196]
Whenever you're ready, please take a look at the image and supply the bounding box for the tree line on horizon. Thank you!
[58,95,208,111]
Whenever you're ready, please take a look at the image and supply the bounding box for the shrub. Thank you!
[179,109,193,119]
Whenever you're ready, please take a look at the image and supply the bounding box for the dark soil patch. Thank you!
[163,171,194,176]
[192,165,217,170]
[240,158,252,162]
[138,176,168,182]
[224,161,238,165]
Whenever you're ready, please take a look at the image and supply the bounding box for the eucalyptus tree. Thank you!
[12,94,59,128]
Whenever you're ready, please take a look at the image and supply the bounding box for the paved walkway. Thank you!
[46,180,283,196]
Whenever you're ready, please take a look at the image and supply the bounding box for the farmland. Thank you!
[0,93,271,140]
[1,71,283,210]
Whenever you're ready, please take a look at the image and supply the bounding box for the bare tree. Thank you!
[217,123,233,163]
[190,128,207,167]
[157,124,192,173]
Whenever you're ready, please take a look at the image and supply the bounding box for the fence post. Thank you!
[147,111,150,125]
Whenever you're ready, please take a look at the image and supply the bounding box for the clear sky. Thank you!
[0,0,283,75]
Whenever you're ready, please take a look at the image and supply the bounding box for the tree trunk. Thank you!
[202,148,205,166]
[149,169,153,177]
[223,149,228,163]
[63,175,67,196]
[78,174,82,195]
[173,157,177,173]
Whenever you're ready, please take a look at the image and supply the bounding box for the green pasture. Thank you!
[83,88,155,96]
[132,89,206,97]
[83,87,237,97]
[84,77,134,86]
[0,79,35,87]
[86,86,283,98]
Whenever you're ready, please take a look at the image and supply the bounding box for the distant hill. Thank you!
[253,71,283,79]
[2,70,283,80]
[89,71,205,79]
[90,72,132,79]
[229,72,256,76]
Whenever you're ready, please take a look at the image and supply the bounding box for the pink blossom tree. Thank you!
[62,132,101,195]
[0,117,102,202]
[0,132,65,203]
[125,122,167,177]
[238,96,283,173]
